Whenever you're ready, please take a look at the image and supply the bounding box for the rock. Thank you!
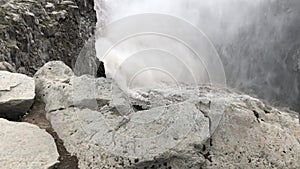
[35,62,300,168]
[0,61,15,72]
[0,71,35,120]
[34,61,109,112]
[16,66,28,74]
[34,61,74,84]
[73,37,106,78]
[96,59,106,78]
[0,0,96,76]
[47,104,210,169]
[0,118,59,169]
[212,0,300,112]
[207,98,300,168]
[34,61,74,113]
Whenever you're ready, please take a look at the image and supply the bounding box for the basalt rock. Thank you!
[0,0,97,76]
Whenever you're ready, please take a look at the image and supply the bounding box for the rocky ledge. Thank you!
[0,61,299,168]
[31,61,299,169]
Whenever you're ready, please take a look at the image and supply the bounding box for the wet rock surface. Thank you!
[206,0,300,112]
[0,118,59,169]
[35,61,300,169]
[0,71,35,120]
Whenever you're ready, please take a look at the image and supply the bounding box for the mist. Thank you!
[94,0,300,111]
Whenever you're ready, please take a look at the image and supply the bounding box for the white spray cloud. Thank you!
[94,0,239,90]
[94,0,300,111]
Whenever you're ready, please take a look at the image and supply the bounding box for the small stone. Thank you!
[0,61,15,73]
[45,2,54,8]
[24,11,35,17]
[61,1,75,5]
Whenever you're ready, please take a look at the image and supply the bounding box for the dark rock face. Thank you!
[200,0,300,112]
[0,0,96,76]
[96,59,106,78]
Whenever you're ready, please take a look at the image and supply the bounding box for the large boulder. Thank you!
[208,98,300,168]
[48,104,210,169]
[0,118,59,169]
[0,71,35,120]
[35,61,300,168]
[34,61,109,113]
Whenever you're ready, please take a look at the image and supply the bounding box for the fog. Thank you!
[94,0,300,111]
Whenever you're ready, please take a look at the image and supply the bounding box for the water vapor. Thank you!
[94,0,300,111]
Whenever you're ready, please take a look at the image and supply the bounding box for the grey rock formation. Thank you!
[200,0,300,112]
[35,61,108,112]
[35,61,300,168]
[0,0,96,76]
[73,37,106,78]
[0,118,59,169]
[208,97,300,168]
[0,61,15,72]
[0,71,35,120]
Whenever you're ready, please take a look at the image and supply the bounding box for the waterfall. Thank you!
[94,0,300,111]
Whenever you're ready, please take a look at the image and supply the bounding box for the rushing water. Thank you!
[94,0,300,112]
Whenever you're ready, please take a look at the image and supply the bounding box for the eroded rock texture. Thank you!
[35,61,300,169]
[0,0,96,76]
[0,118,59,169]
